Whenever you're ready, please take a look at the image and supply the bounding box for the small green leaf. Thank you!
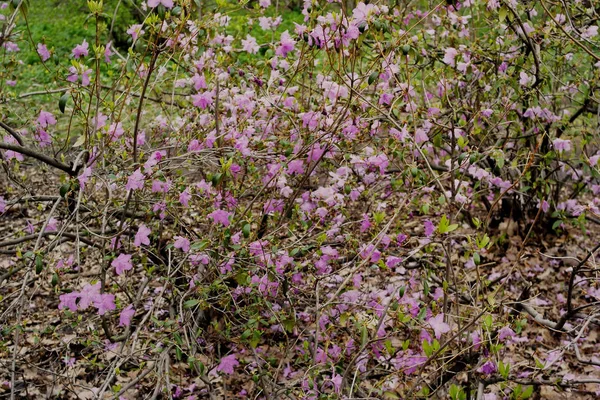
[242,223,251,238]
[59,183,70,198]
[368,71,378,85]
[184,299,200,309]
[59,92,69,114]
[35,253,44,274]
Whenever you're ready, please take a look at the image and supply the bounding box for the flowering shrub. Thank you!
[1,0,600,398]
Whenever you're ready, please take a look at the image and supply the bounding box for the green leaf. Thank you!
[361,324,368,346]
[368,71,378,85]
[521,385,534,399]
[35,253,44,274]
[422,340,433,357]
[73,135,85,148]
[552,219,563,230]
[438,215,458,234]
[59,92,69,114]
[184,299,200,309]
[499,6,507,22]
[477,234,490,249]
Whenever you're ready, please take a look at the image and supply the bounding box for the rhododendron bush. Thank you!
[1,0,600,398]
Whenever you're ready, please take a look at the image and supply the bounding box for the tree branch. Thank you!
[0,142,76,176]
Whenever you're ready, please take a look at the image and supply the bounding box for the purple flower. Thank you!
[126,169,145,191]
[37,110,57,128]
[58,292,79,311]
[216,354,239,375]
[147,0,174,8]
[78,282,101,309]
[478,360,497,375]
[208,209,232,227]
[519,72,531,86]
[78,167,92,190]
[174,236,190,253]
[191,91,214,109]
[498,326,515,342]
[92,112,108,131]
[553,138,571,153]
[428,313,450,339]
[126,24,145,40]
[95,293,116,315]
[134,224,151,247]
[37,43,51,61]
[104,42,113,63]
[287,159,305,175]
[63,357,76,367]
[443,47,458,67]
[72,40,89,59]
[179,189,191,207]
[275,31,295,58]
[424,220,435,237]
[112,253,133,275]
[119,304,135,327]
[241,35,259,54]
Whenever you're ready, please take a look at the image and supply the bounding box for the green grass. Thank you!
[14,0,95,91]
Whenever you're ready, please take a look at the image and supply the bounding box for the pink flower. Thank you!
[104,42,113,63]
[72,40,89,59]
[37,110,57,128]
[45,217,59,232]
[58,292,79,311]
[415,128,429,144]
[519,71,531,86]
[275,31,295,58]
[127,24,145,40]
[95,293,116,315]
[112,253,133,275]
[108,122,124,141]
[258,16,274,31]
[478,360,497,375]
[78,282,101,309]
[428,313,450,339]
[424,220,435,237]
[443,47,458,67]
[192,73,207,90]
[174,236,190,252]
[126,168,145,191]
[179,189,191,207]
[78,167,92,190]
[287,159,304,175]
[498,326,515,342]
[553,138,571,153]
[241,35,259,54]
[216,354,239,375]
[67,66,79,83]
[471,331,481,350]
[81,69,93,86]
[331,373,343,393]
[134,224,151,247]
[208,209,232,227]
[147,0,174,8]
[92,112,108,131]
[119,304,135,327]
[67,66,93,86]
[37,43,51,61]
[192,91,214,109]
